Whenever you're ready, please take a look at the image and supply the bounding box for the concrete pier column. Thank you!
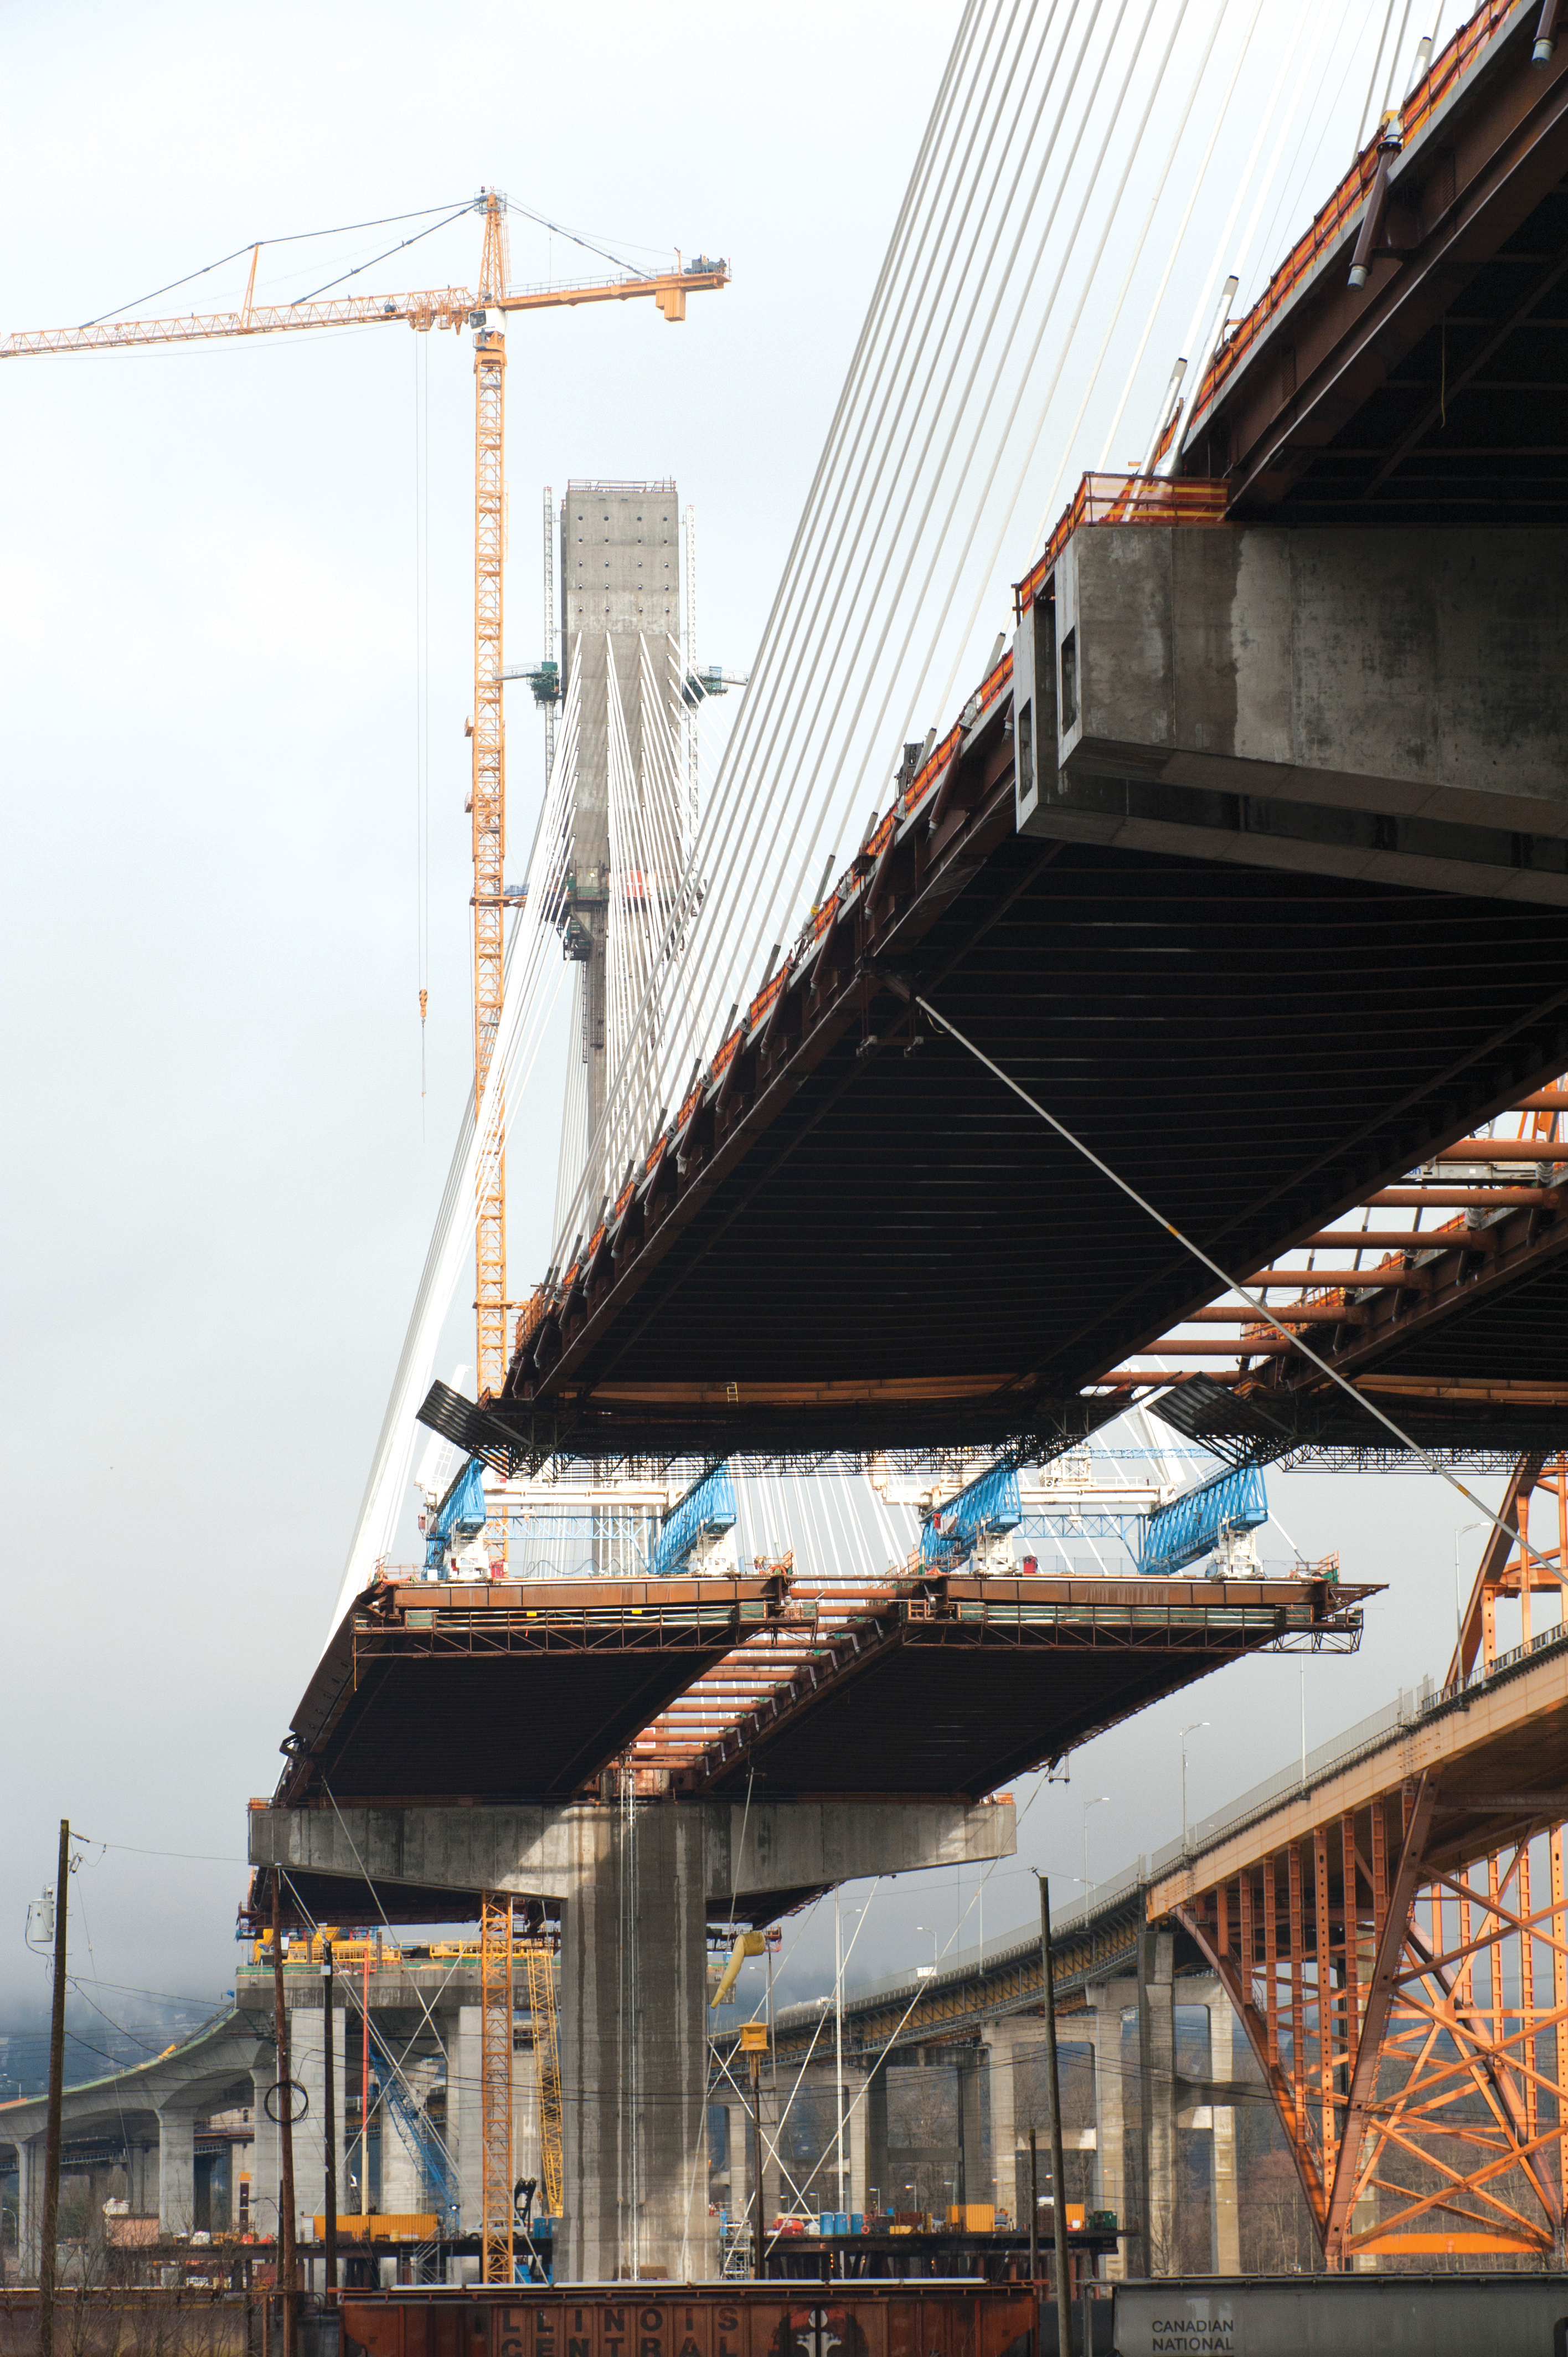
[1087,1979,1136,2282]
[1137,1932,1177,2276]
[842,2065,869,2216]
[559,1801,709,2282]
[156,2107,197,2236]
[986,2021,1046,2224]
[250,2064,281,2240]
[16,2134,42,2279]
[1207,1988,1240,2273]
[756,2081,785,2229]
[451,2005,483,2233]
[288,2005,347,2232]
[956,2053,987,2210]
[380,2055,439,2217]
[717,2102,746,2215]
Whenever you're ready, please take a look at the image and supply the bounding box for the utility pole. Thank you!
[1038,1877,1073,2357]
[740,2023,768,2279]
[271,1873,298,2357]
[38,1818,69,2357]
[833,1891,845,2217]
[1028,2127,1039,2286]
[322,1938,337,2303]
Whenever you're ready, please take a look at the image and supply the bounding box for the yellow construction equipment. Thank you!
[710,1929,766,2008]
[478,1893,515,2283]
[522,1933,564,2217]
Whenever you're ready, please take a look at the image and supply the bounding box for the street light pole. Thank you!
[1180,1724,1209,1853]
[1036,1876,1073,2357]
[1453,1520,1481,1684]
[1082,1798,1111,1912]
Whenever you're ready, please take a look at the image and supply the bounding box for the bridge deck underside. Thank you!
[493,832,1568,1463]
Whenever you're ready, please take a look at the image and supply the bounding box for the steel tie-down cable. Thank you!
[914,995,1521,1551]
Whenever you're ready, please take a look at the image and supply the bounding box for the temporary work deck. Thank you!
[656,1569,1372,1799]
[275,1574,786,1807]
[274,1568,1368,1815]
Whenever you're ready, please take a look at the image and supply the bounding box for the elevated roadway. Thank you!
[406,7,1568,1476]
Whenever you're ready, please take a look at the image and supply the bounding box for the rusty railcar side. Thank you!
[342,2284,1036,2357]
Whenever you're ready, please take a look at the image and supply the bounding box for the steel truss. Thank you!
[1178,1455,1568,2266]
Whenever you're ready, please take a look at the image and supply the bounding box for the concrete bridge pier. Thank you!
[1136,1931,1177,2276]
[1205,1983,1240,2275]
[1085,1980,1136,2279]
[250,2059,280,2236]
[983,2019,1048,2222]
[250,1790,1015,2283]
[863,2061,889,2215]
[560,1800,709,2281]
[14,2134,41,2278]
[156,2104,198,2235]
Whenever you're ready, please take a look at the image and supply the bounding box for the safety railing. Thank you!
[1014,474,1229,617]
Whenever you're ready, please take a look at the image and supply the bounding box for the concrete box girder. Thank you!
[1027,525,1568,902]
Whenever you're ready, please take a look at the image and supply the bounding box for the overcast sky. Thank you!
[0,0,1495,2036]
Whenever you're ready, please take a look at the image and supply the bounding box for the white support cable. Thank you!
[329,663,584,1630]
[556,0,1053,1231]
[1024,0,1206,550]
[1353,0,1404,159]
[914,0,1334,729]
[1095,0,1262,474]
[742,0,1119,955]
[574,0,1138,1233]
[1234,0,1364,316]
[879,0,1167,764]
[1154,2,1319,475]
[685,0,1076,967]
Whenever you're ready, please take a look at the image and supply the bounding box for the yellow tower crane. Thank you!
[2,189,728,1427]
[3,196,727,2283]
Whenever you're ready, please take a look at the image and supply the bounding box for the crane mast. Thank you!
[471,192,510,1460]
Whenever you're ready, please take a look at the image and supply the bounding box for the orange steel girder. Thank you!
[1176,1453,1568,2267]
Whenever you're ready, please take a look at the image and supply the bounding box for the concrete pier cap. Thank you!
[249,1793,1015,2283]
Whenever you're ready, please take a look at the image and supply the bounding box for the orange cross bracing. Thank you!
[1106,1081,1568,1394]
[1147,1452,1568,2267]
